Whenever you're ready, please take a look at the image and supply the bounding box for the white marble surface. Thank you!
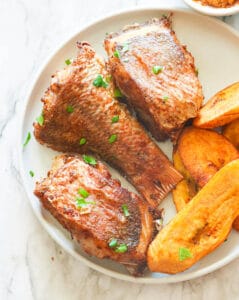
[1,0,239,299]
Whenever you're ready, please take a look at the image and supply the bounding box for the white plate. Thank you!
[183,0,239,16]
[19,8,239,284]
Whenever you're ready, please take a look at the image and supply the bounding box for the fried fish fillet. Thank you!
[34,42,182,207]
[104,16,203,141]
[34,154,156,275]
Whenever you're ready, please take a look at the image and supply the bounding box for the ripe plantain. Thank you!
[148,159,239,274]
[193,82,239,129]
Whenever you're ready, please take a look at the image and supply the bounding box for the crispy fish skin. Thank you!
[34,154,154,275]
[104,16,203,141]
[34,42,182,207]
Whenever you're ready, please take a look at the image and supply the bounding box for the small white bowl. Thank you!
[184,0,239,16]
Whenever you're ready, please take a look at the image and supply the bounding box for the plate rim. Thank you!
[19,6,239,284]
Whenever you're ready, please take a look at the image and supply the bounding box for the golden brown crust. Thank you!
[148,159,239,274]
[104,17,203,141]
[223,118,239,233]
[177,127,239,188]
[223,118,239,149]
[34,42,182,207]
[193,82,239,129]
[172,149,198,211]
[174,126,239,231]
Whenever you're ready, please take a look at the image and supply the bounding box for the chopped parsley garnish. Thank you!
[79,138,86,145]
[108,238,118,248]
[78,188,89,198]
[65,59,72,65]
[113,88,124,98]
[179,247,192,261]
[163,96,168,102]
[108,239,128,253]
[113,49,120,58]
[36,114,44,126]
[122,43,129,52]
[23,132,31,147]
[111,115,119,123]
[29,170,34,177]
[122,204,130,217]
[105,75,112,83]
[93,75,108,88]
[152,65,163,74]
[108,134,117,144]
[115,244,128,253]
[76,198,87,208]
[76,197,95,208]
[66,105,74,113]
[82,155,97,166]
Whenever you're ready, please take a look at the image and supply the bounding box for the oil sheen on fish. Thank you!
[104,16,203,141]
[34,154,155,275]
[34,42,182,206]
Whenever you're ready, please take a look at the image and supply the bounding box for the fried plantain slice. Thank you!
[148,159,239,274]
[193,82,239,129]
[223,118,239,149]
[173,126,239,230]
[177,127,239,188]
[172,149,198,212]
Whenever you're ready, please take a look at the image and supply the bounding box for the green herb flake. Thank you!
[111,115,119,123]
[113,88,124,98]
[122,43,129,53]
[82,154,97,166]
[66,105,74,113]
[78,188,89,198]
[76,197,95,209]
[76,198,87,208]
[79,138,87,146]
[152,65,163,75]
[93,75,108,88]
[108,134,117,144]
[122,204,130,217]
[179,247,192,261]
[115,244,128,253]
[195,68,199,76]
[108,238,118,248]
[36,114,44,126]
[113,49,120,58]
[65,59,72,65]
[105,75,112,83]
[23,132,31,147]
[162,96,169,103]
[29,170,34,177]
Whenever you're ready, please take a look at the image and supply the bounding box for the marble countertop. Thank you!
[1,0,239,299]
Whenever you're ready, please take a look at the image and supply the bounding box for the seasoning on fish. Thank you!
[34,42,182,206]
